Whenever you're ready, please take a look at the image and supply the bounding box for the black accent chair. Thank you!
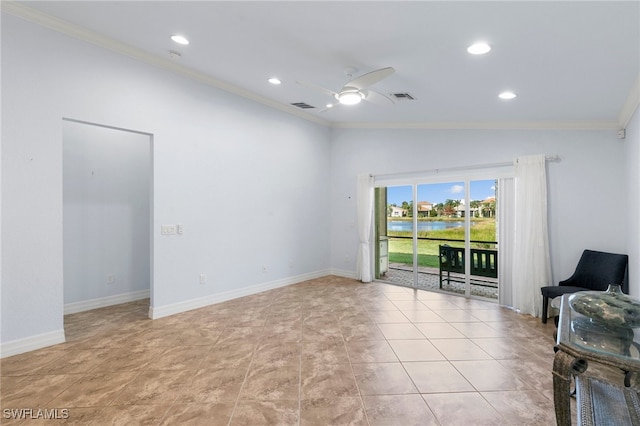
[540,249,628,324]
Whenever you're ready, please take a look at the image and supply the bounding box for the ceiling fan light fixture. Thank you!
[467,42,491,55]
[337,91,364,105]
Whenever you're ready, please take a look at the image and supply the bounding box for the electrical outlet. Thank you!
[344,255,350,263]
[262,265,268,273]
[107,274,115,284]
[199,274,206,285]
[177,224,184,235]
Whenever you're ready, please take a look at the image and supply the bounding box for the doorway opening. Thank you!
[62,119,153,325]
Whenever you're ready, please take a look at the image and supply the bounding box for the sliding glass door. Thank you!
[375,178,498,300]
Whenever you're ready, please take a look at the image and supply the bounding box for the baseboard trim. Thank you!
[329,268,357,279]
[64,290,150,315]
[0,329,66,359]
[149,270,330,319]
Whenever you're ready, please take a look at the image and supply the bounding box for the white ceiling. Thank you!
[7,1,640,128]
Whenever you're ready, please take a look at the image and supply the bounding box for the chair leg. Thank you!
[541,296,549,324]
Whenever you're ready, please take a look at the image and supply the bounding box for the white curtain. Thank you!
[511,155,553,317]
[356,174,374,282]
[497,178,515,307]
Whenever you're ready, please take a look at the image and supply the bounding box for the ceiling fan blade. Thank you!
[347,67,395,90]
[296,80,338,98]
[363,90,395,106]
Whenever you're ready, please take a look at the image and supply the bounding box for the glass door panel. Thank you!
[469,180,498,299]
[416,182,467,295]
[377,185,416,288]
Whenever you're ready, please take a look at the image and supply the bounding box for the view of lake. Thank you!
[388,220,470,232]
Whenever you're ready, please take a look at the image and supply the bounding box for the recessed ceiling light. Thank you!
[467,42,491,55]
[171,35,189,45]
[499,91,517,100]
[268,77,282,85]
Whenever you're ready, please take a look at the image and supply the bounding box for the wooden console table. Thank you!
[553,294,640,425]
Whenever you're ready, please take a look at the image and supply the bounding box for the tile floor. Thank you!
[1,275,575,425]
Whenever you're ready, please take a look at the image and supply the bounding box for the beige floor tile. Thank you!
[403,361,474,393]
[414,322,466,339]
[388,339,445,362]
[376,323,426,340]
[346,340,399,363]
[401,310,446,323]
[199,342,256,370]
[173,327,223,346]
[430,309,482,322]
[430,338,493,360]
[216,327,265,346]
[450,322,504,338]
[92,346,165,372]
[48,372,139,408]
[452,360,530,391]
[301,340,350,367]
[92,405,170,426]
[240,363,300,401]
[260,324,302,342]
[422,300,466,310]
[423,392,508,426]
[160,402,234,426]
[252,341,301,366]
[482,390,556,425]
[1,374,82,408]
[146,345,211,371]
[230,400,299,426]
[111,369,194,406]
[363,394,439,426]
[340,323,386,342]
[352,362,418,395]
[301,363,359,398]
[392,300,431,311]
[370,310,411,323]
[177,367,246,404]
[300,397,367,426]
[471,337,538,360]
[0,347,67,377]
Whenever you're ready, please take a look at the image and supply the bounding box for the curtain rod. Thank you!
[372,155,560,180]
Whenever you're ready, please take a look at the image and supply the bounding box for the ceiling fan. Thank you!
[297,67,395,111]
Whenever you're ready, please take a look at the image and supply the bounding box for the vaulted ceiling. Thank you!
[6,1,640,128]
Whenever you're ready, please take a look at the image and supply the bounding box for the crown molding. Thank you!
[0,1,331,127]
[619,74,640,129]
[330,120,620,131]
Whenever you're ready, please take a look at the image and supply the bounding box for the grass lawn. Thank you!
[386,219,496,267]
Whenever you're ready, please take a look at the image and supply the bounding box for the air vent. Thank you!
[291,102,316,109]
[391,93,416,101]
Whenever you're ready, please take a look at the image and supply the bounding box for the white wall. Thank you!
[329,128,629,292]
[625,105,640,297]
[1,14,331,353]
[63,121,151,307]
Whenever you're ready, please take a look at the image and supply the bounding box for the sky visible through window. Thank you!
[387,179,496,206]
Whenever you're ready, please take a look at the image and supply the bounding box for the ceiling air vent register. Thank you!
[391,93,416,101]
[291,102,315,109]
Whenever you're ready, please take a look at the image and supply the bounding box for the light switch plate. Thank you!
[161,225,177,235]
